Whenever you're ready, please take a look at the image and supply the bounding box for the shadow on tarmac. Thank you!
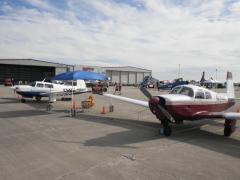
[61,113,240,158]
[0,110,51,118]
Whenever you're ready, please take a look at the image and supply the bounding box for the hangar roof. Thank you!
[0,59,72,68]
[103,66,151,73]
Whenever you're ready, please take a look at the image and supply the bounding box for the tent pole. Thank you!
[71,67,75,117]
[72,80,75,117]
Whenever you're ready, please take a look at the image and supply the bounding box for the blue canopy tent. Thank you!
[52,71,108,116]
[52,71,108,81]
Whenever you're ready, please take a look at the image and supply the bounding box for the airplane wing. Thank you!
[103,94,149,108]
[207,112,240,120]
[223,112,240,120]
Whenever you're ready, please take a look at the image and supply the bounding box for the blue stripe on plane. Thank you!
[16,91,49,98]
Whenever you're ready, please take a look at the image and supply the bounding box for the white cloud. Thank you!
[0,0,240,81]
[229,1,240,16]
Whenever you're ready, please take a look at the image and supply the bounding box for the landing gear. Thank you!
[21,99,26,103]
[224,119,236,137]
[224,125,232,137]
[160,119,172,136]
[35,96,41,101]
[163,125,172,136]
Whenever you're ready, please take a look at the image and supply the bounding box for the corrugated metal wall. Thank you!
[137,72,144,84]
[105,68,152,85]
[111,71,120,83]
[120,72,128,84]
[128,72,136,84]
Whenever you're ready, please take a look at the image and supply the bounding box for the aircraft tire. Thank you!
[224,125,232,137]
[163,126,172,136]
[21,99,26,103]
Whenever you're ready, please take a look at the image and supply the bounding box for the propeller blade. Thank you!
[139,76,174,122]
[140,86,152,99]
[157,104,174,122]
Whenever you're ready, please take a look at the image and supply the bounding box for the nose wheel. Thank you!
[160,119,172,136]
[224,119,237,137]
[224,125,232,137]
[163,125,172,136]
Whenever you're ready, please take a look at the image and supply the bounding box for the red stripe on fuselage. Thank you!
[166,101,235,120]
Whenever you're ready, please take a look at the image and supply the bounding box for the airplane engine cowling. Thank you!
[149,96,165,120]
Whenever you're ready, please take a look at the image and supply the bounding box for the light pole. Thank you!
[216,69,218,80]
[178,64,180,79]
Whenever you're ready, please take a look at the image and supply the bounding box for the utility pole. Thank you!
[178,64,180,79]
[216,69,218,80]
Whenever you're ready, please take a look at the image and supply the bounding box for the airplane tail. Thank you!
[226,72,235,99]
[200,71,205,86]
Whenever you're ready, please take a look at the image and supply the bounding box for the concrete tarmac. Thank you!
[0,85,239,180]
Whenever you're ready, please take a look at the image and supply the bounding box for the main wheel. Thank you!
[224,125,232,137]
[21,99,26,103]
[163,126,172,136]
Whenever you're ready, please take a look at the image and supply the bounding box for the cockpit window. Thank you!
[45,84,53,88]
[195,89,205,99]
[29,82,36,87]
[170,86,181,94]
[36,83,44,88]
[178,87,194,97]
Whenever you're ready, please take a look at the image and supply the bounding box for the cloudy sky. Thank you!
[0,0,240,81]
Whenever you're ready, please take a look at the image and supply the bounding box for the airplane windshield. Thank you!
[169,86,181,94]
[29,82,36,87]
[179,87,194,97]
[170,86,194,97]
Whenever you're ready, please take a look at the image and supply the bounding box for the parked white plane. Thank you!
[12,80,90,103]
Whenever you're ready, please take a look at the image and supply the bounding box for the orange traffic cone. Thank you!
[101,106,107,114]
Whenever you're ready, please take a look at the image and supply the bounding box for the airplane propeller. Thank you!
[139,78,174,122]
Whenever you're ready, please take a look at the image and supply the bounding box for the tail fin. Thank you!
[200,71,205,86]
[226,72,235,99]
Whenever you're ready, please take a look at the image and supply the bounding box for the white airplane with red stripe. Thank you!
[103,72,240,137]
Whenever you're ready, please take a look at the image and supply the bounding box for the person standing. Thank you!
[118,82,122,95]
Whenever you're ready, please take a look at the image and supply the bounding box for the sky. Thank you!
[0,0,240,81]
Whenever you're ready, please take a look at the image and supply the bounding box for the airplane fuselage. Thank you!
[149,85,235,122]
[13,80,88,100]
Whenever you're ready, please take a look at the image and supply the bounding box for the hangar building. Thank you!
[75,65,152,85]
[0,59,152,85]
[103,66,152,85]
[0,59,72,84]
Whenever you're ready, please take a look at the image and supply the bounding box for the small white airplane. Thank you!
[101,72,240,137]
[12,80,90,103]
